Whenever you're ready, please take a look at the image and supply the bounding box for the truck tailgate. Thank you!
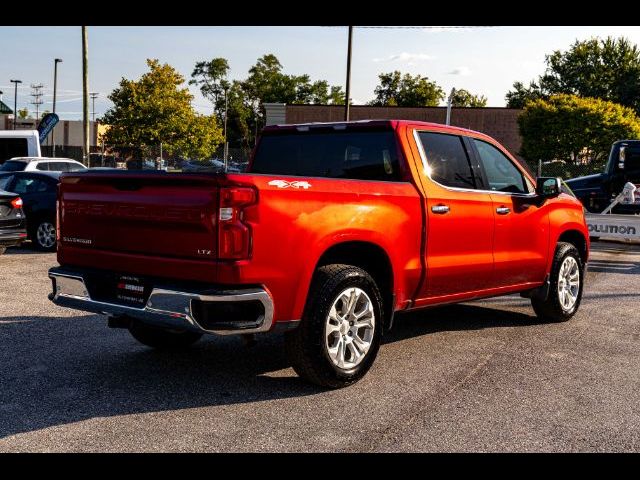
[58,173,220,281]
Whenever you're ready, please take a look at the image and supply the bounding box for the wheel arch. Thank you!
[304,240,395,331]
[557,229,589,264]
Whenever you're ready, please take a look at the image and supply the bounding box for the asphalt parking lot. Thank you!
[0,240,639,452]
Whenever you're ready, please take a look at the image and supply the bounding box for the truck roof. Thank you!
[262,119,486,137]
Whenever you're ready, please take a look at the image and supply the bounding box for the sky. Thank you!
[2,25,640,121]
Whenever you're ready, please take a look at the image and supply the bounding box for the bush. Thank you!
[518,94,640,174]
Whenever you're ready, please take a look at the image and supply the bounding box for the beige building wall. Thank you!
[0,116,99,147]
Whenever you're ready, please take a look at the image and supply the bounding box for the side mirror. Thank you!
[536,177,562,198]
[619,146,626,170]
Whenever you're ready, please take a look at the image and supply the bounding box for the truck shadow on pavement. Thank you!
[385,303,542,345]
[586,258,640,275]
[0,303,548,440]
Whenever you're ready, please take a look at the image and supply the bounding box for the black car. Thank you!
[0,171,60,251]
[0,187,27,255]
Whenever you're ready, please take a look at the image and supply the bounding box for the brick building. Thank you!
[264,103,524,160]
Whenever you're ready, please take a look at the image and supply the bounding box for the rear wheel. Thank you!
[32,219,57,251]
[285,264,383,388]
[128,320,203,349]
[0,247,6,255]
[531,242,584,322]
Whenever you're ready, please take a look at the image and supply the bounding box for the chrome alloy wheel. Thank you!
[37,222,56,249]
[325,287,375,370]
[557,256,580,311]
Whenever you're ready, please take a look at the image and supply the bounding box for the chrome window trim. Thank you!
[412,129,537,198]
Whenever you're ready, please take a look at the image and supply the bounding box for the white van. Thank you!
[0,130,41,164]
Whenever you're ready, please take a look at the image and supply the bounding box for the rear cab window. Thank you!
[251,126,404,181]
[0,161,27,172]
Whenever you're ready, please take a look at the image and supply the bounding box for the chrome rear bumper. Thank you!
[48,268,274,335]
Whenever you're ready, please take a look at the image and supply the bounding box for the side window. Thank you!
[68,162,86,172]
[417,132,476,189]
[12,177,33,195]
[52,162,70,172]
[473,139,530,194]
[36,162,49,171]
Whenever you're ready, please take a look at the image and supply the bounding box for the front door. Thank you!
[413,130,495,299]
[471,138,549,287]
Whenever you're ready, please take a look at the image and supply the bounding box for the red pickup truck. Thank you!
[49,120,589,388]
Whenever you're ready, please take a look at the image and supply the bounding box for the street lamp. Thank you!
[10,79,22,130]
[52,58,62,157]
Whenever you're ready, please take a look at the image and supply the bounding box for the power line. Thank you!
[30,83,44,120]
[322,25,497,29]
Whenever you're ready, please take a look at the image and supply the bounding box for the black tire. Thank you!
[531,242,584,322]
[285,264,383,389]
[31,218,57,251]
[0,247,6,255]
[128,320,203,349]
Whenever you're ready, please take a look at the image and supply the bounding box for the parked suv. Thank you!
[0,157,87,173]
[49,120,589,387]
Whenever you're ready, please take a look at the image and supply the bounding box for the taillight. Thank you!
[218,186,257,260]
[10,197,23,209]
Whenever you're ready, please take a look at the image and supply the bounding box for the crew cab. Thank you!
[566,140,640,213]
[48,120,589,388]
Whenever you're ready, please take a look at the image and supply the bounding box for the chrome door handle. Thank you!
[496,206,511,215]
[431,204,450,214]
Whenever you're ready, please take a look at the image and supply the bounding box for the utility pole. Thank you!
[52,58,63,156]
[90,92,98,122]
[344,26,353,121]
[10,79,21,130]
[446,87,456,126]
[223,85,229,171]
[82,27,89,164]
[30,84,44,120]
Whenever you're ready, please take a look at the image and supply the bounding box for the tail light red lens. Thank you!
[10,197,23,209]
[218,186,257,260]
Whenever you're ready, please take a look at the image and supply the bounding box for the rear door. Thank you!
[471,138,549,287]
[413,130,495,299]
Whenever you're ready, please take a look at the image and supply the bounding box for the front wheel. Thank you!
[285,264,383,388]
[128,320,203,349]
[0,247,6,255]
[531,242,584,322]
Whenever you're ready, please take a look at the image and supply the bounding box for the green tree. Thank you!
[450,88,488,107]
[507,37,640,111]
[518,94,640,177]
[17,108,29,119]
[369,71,444,107]
[189,57,230,124]
[190,54,345,150]
[102,59,223,159]
[505,81,545,109]
[328,86,346,105]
